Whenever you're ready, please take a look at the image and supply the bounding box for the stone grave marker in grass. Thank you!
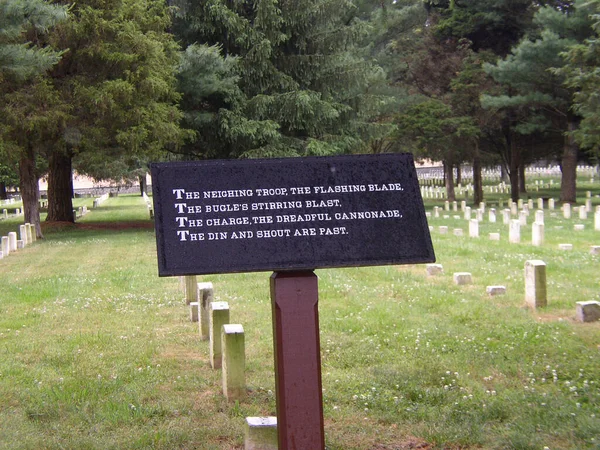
[532,222,544,246]
[198,282,214,340]
[222,324,245,401]
[150,154,435,450]
[469,219,479,238]
[1,236,9,257]
[209,301,230,369]
[245,417,278,450]
[8,232,17,252]
[576,301,600,323]
[19,225,27,245]
[426,264,443,276]
[184,274,198,305]
[509,220,521,244]
[525,260,547,309]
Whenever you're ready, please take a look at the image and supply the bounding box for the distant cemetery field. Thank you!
[0,176,599,449]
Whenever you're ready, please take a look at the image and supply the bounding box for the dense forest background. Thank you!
[2,0,600,237]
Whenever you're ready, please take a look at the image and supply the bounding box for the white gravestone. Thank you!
[519,211,527,226]
[426,264,443,276]
[576,301,600,323]
[453,272,473,285]
[525,260,547,309]
[469,219,479,238]
[209,302,230,369]
[535,210,544,224]
[532,222,544,247]
[509,220,521,244]
[487,286,506,296]
[8,232,17,252]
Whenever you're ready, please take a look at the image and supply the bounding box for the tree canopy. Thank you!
[2,0,599,218]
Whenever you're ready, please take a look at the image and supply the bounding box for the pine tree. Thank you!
[559,0,600,162]
[30,0,187,222]
[0,0,67,237]
[483,0,595,202]
[173,0,391,159]
[0,0,67,79]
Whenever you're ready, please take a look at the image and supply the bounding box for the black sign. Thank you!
[151,154,435,276]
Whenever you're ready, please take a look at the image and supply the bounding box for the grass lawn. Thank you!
[0,190,599,449]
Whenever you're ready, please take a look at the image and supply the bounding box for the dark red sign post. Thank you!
[151,154,435,450]
[271,271,324,450]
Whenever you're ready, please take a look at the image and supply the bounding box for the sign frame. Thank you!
[151,153,435,276]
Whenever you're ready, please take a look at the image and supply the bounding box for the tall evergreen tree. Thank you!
[0,0,67,237]
[559,0,600,162]
[173,0,391,159]
[0,0,67,79]
[36,0,186,222]
[483,0,595,202]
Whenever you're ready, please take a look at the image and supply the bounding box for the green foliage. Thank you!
[559,0,600,156]
[482,2,595,136]
[394,99,478,160]
[425,0,540,55]
[173,0,392,159]
[0,0,67,79]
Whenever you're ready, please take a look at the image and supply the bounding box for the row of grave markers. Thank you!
[181,276,277,450]
[417,164,598,190]
[426,261,600,322]
[0,222,37,260]
[426,196,600,251]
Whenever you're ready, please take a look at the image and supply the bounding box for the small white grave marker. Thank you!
[532,222,544,247]
[8,232,17,252]
[209,302,230,369]
[525,260,547,308]
[576,301,600,323]
[469,219,479,238]
[222,324,246,401]
[486,286,506,296]
[453,272,472,285]
[509,220,521,244]
[426,264,443,276]
[245,417,278,450]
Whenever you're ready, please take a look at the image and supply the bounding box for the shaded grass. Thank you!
[0,191,599,449]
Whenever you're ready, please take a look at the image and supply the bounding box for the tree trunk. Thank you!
[139,174,147,196]
[473,143,483,205]
[0,182,7,200]
[18,143,44,239]
[46,151,74,222]
[509,140,520,203]
[560,120,578,203]
[456,165,462,185]
[519,164,527,194]
[443,160,455,202]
